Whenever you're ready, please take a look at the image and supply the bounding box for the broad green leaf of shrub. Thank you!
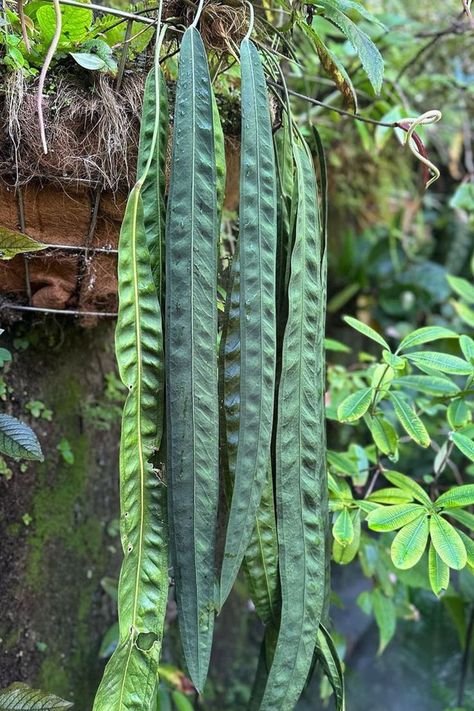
[70,52,105,70]
[436,484,474,510]
[343,316,389,349]
[367,503,425,532]
[0,414,43,461]
[333,508,354,546]
[451,432,474,462]
[460,335,474,363]
[327,449,359,477]
[333,509,360,564]
[37,4,92,45]
[430,514,467,570]
[367,487,413,505]
[447,399,471,429]
[449,508,474,532]
[382,351,405,370]
[458,531,474,569]
[316,0,384,93]
[383,470,432,506]
[0,227,46,259]
[397,326,458,352]
[0,683,72,709]
[372,588,396,654]
[391,514,429,570]
[394,375,460,397]
[328,472,353,499]
[428,543,449,597]
[453,301,474,329]
[367,414,398,456]
[389,392,430,448]
[447,275,474,303]
[406,351,472,376]
[337,387,373,422]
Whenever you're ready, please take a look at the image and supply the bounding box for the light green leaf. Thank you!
[0,227,46,259]
[343,316,389,350]
[397,326,458,352]
[324,338,351,353]
[460,335,474,363]
[394,375,460,397]
[70,52,105,70]
[389,392,430,448]
[0,413,43,461]
[447,399,470,429]
[459,531,474,568]
[391,514,429,569]
[453,301,474,329]
[37,3,92,44]
[436,484,474,510]
[333,508,354,546]
[447,275,474,303]
[430,514,467,570]
[383,470,432,506]
[428,543,449,597]
[367,488,413,505]
[337,388,373,422]
[406,351,472,376]
[449,508,474,532]
[451,432,474,462]
[382,351,406,370]
[171,691,194,711]
[0,683,72,710]
[317,0,384,93]
[327,450,359,477]
[372,589,396,654]
[367,503,425,532]
[367,414,398,456]
[333,509,360,564]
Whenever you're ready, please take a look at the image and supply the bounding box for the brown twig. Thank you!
[37,0,62,154]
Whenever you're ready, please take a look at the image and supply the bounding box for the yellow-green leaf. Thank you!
[367,503,425,532]
[389,392,430,448]
[428,543,449,597]
[343,316,389,350]
[436,484,474,510]
[383,470,432,506]
[333,508,354,546]
[367,487,413,505]
[391,514,429,569]
[367,415,398,456]
[406,351,472,376]
[397,326,458,352]
[337,388,373,422]
[333,509,360,564]
[430,514,467,570]
[447,274,474,303]
[451,432,474,462]
[0,227,46,260]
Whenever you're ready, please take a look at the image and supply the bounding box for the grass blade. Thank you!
[220,38,277,606]
[165,26,219,692]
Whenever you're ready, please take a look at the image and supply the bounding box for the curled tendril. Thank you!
[398,110,442,190]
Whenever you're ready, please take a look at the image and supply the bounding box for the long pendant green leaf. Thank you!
[165,25,219,692]
[220,38,277,607]
[220,250,279,626]
[260,139,326,710]
[93,182,167,711]
[136,61,168,300]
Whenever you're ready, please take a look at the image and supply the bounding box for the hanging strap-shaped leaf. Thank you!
[165,25,219,692]
[0,413,43,461]
[314,625,346,711]
[220,250,279,627]
[93,181,167,710]
[260,139,326,710]
[136,61,168,299]
[0,683,72,710]
[220,37,277,607]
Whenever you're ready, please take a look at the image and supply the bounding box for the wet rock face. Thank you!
[0,321,121,707]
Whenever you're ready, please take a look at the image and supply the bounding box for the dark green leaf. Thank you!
[0,684,72,710]
[0,414,43,461]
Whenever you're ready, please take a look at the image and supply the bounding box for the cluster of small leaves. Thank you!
[327,318,474,648]
[1,1,154,76]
